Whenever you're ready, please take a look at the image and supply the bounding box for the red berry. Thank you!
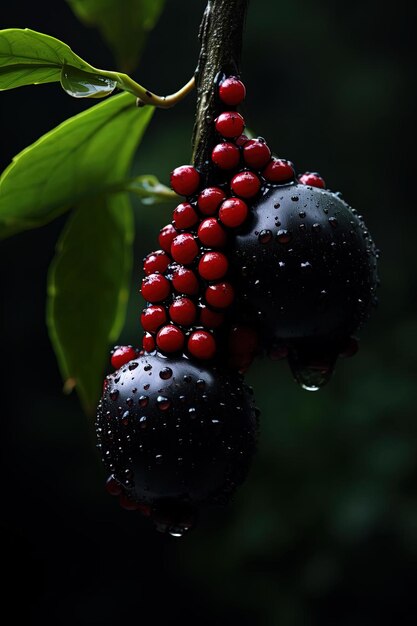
[156,325,185,353]
[172,266,199,295]
[229,325,258,356]
[143,333,155,352]
[188,331,217,360]
[106,475,123,496]
[198,251,229,280]
[298,172,326,189]
[169,297,197,326]
[243,139,271,169]
[143,250,170,275]
[219,197,249,228]
[236,134,249,147]
[141,305,167,333]
[198,218,227,247]
[263,158,295,183]
[158,224,178,253]
[170,233,199,265]
[172,202,199,229]
[197,187,227,215]
[211,142,240,170]
[199,305,225,329]
[230,171,261,198]
[205,282,235,309]
[218,76,246,106]
[170,165,200,196]
[111,345,138,369]
[215,112,245,138]
[141,273,170,303]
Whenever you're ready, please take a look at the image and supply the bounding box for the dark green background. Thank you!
[1,1,416,624]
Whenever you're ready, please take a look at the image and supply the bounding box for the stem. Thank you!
[192,0,248,183]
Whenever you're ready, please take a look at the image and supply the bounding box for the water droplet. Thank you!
[139,395,148,407]
[299,211,306,218]
[126,397,133,407]
[60,66,117,99]
[299,223,306,231]
[258,229,272,244]
[291,195,299,202]
[300,261,312,270]
[288,350,335,391]
[196,379,206,390]
[328,217,338,228]
[160,367,173,380]
[188,407,197,419]
[144,383,150,390]
[312,223,321,232]
[129,362,139,371]
[157,396,171,410]
[139,416,148,429]
[155,454,163,464]
[274,202,280,209]
[276,229,292,244]
[183,375,192,383]
[144,364,152,372]
[109,389,119,401]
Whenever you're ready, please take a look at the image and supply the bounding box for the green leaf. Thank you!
[127,175,177,205]
[0,28,106,91]
[67,0,165,72]
[60,65,117,98]
[47,193,134,415]
[0,92,154,238]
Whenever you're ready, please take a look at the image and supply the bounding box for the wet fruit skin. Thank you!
[230,183,378,349]
[96,352,258,509]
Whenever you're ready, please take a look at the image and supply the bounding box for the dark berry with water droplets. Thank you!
[219,197,248,228]
[197,187,227,215]
[143,250,170,275]
[111,345,138,369]
[96,352,258,532]
[219,76,246,105]
[243,139,271,169]
[215,112,245,138]
[211,142,240,170]
[229,183,378,387]
[299,172,326,188]
[170,165,200,196]
[230,171,261,198]
[198,218,227,247]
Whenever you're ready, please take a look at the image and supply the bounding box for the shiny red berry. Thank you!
[230,171,261,198]
[158,224,178,253]
[111,345,138,369]
[219,197,249,228]
[171,233,199,265]
[188,331,217,360]
[141,305,167,333]
[205,282,235,308]
[172,266,199,295]
[298,172,326,189]
[169,297,197,326]
[170,165,200,196]
[199,306,225,329]
[198,218,227,247]
[236,134,249,147]
[143,250,170,275]
[263,158,295,183]
[243,139,271,169]
[156,325,185,353]
[215,112,245,138]
[143,333,156,352]
[197,187,227,215]
[141,273,170,303]
[198,251,229,281]
[211,142,240,170]
[173,202,199,229]
[218,76,246,106]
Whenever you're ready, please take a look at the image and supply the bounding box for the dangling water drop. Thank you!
[288,347,336,391]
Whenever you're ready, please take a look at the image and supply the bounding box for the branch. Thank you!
[192,0,248,185]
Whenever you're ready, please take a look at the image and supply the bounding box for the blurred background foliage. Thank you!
[0,1,416,624]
